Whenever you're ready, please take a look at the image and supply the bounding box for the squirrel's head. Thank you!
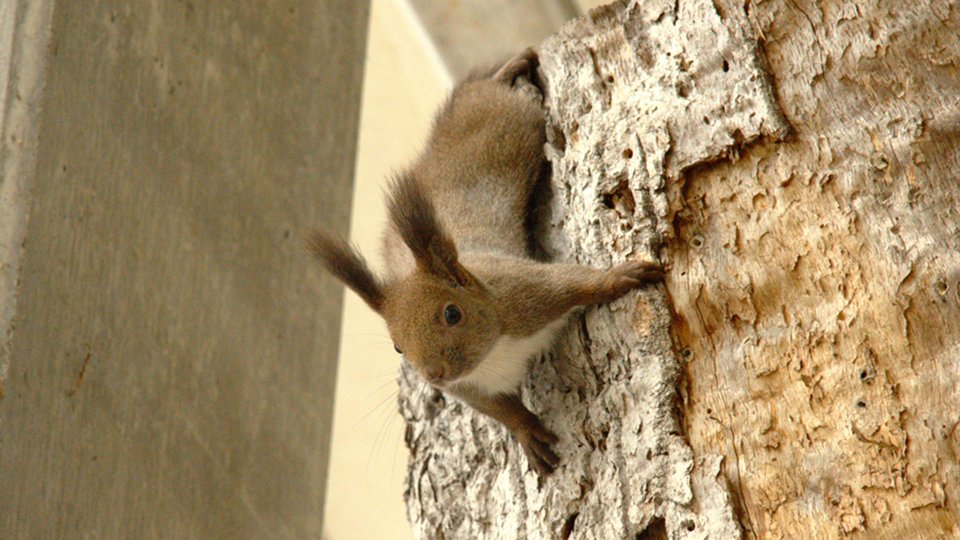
[307,175,499,388]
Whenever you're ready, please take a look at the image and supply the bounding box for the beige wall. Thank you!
[575,0,610,11]
[322,0,450,538]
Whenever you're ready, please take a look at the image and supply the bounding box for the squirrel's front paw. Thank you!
[600,260,663,301]
[515,418,560,476]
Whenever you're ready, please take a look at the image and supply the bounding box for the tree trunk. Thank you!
[400,0,960,538]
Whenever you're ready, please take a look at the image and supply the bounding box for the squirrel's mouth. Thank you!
[422,362,463,387]
[430,363,474,388]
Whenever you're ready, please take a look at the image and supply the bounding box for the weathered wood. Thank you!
[401,0,787,537]
[672,0,960,537]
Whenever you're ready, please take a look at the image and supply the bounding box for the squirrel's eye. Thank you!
[393,344,402,355]
[443,303,462,326]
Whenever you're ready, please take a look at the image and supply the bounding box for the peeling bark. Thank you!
[401,0,959,538]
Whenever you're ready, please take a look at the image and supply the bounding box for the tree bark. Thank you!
[671,0,960,537]
[400,0,960,538]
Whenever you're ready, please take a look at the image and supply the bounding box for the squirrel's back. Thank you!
[382,73,546,281]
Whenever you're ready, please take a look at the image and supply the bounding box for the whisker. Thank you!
[369,393,401,472]
[355,388,400,427]
[363,377,400,398]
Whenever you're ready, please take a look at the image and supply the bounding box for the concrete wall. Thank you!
[0,0,369,537]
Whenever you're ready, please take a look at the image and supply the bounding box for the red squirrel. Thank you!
[308,49,662,475]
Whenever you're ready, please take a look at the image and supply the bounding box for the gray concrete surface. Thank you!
[0,0,369,537]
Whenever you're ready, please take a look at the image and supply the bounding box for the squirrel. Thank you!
[307,48,663,475]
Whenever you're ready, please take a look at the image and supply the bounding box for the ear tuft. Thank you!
[305,231,385,312]
[386,174,469,285]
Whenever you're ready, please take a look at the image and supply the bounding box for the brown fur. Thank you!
[305,232,384,312]
[308,49,663,475]
[386,173,470,286]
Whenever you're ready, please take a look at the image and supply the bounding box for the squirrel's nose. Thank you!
[425,365,445,383]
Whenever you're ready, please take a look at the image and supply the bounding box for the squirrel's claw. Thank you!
[598,260,664,302]
[516,418,560,476]
[615,260,664,284]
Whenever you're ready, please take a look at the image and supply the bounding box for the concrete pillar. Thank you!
[0,0,369,537]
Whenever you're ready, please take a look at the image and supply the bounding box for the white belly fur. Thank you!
[455,315,570,395]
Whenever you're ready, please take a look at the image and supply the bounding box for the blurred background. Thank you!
[0,0,603,538]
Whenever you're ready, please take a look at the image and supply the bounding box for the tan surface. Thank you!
[575,0,611,12]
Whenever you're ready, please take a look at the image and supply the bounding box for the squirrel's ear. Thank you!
[306,231,385,312]
[387,174,471,286]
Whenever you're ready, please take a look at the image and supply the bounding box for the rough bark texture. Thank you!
[401,0,787,538]
[671,0,960,538]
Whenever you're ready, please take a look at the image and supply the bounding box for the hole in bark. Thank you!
[636,517,667,540]
[722,59,730,72]
[871,152,889,170]
[646,448,653,460]
[934,279,948,296]
[602,176,636,215]
[702,116,710,124]
[423,388,446,419]
[680,348,693,361]
[706,408,712,414]
[682,519,696,531]
[598,425,610,451]
[561,512,579,539]
[551,125,567,153]
[622,148,633,159]
[607,75,615,83]
[689,234,704,248]
[569,121,580,145]
[856,399,867,408]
